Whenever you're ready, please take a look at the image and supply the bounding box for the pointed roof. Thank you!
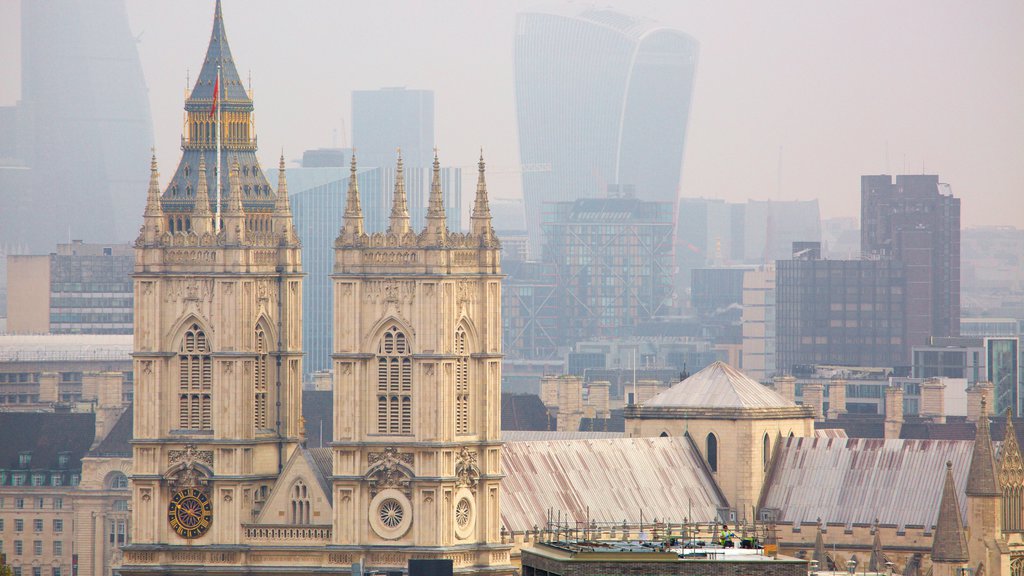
[388,150,410,235]
[812,527,827,567]
[932,461,970,563]
[999,409,1023,490]
[424,148,448,239]
[274,153,291,215]
[642,361,795,410]
[145,151,163,217]
[470,149,495,240]
[193,155,212,217]
[966,397,1001,497]
[868,530,884,572]
[188,0,250,104]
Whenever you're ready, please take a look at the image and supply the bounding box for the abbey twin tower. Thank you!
[119,2,512,574]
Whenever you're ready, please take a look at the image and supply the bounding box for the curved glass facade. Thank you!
[515,9,698,249]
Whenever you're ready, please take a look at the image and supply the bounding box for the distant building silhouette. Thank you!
[0,0,153,252]
[352,88,434,169]
[515,8,698,252]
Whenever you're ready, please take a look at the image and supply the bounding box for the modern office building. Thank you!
[675,198,821,296]
[741,266,776,382]
[515,8,698,251]
[6,242,133,335]
[542,194,676,345]
[502,260,561,361]
[862,175,961,340]
[352,88,434,169]
[0,0,153,252]
[690,267,751,318]
[913,336,1021,416]
[776,252,908,373]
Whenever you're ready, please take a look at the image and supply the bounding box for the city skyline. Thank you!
[2,0,1021,231]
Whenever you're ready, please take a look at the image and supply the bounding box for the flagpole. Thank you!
[215,65,222,233]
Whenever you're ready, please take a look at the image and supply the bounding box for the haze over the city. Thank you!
[1,0,1022,227]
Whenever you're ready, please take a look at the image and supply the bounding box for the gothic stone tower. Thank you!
[331,151,513,573]
[121,1,303,572]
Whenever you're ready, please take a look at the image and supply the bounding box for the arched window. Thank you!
[763,433,771,470]
[178,323,212,431]
[254,326,269,430]
[376,325,412,435]
[455,327,470,435]
[290,479,310,525]
[107,472,129,490]
[706,433,718,473]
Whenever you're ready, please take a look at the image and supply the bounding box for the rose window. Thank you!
[455,498,472,528]
[379,498,404,528]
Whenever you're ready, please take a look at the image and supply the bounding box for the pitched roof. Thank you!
[759,437,974,529]
[0,412,95,474]
[89,406,133,457]
[501,436,726,533]
[643,361,794,410]
[501,393,552,431]
[932,462,969,563]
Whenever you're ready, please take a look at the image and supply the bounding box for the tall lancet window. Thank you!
[376,325,412,435]
[178,324,212,431]
[254,326,269,430]
[290,479,310,525]
[455,327,471,435]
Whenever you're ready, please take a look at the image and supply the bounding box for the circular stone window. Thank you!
[369,489,413,540]
[453,489,476,540]
[379,498,404,528]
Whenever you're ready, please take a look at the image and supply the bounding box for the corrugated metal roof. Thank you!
[643,361,793,409]
[501,431,624,442]
[0,334,132,362]
[501,437,725,533]
[760,437,974,529]
[814,428,848,439]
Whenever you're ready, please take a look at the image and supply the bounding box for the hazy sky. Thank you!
[2,0,1022,227]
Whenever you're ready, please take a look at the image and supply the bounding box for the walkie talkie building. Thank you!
[515,8,698,251]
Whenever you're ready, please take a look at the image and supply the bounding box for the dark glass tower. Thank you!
[515,9,698,251]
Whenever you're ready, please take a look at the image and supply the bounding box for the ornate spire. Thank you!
[223,156,245,243]
[274,153,291,216]
[388,149,410,236]
[139,150,164,244]
[192,156,213,234]
[966,397,1001,497]
[932,461,970,563]
[341,151,364,239]
[226,156,245,215]
[999,408,1023,490]
[868,530,884,572]
[144,151,163,218]
[272,153,296,243]
[188,0,249,104]
[471,149,495,242]
[423,148,448,242]
[812,526,827,568]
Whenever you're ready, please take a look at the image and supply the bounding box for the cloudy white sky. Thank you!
[2,0,1022,226]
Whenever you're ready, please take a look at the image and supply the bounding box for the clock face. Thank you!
[167,488,213,539]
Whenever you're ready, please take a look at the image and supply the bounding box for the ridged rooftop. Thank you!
[642,361,794,410]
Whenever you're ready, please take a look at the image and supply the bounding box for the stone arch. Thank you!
[166,313,215,351]
[363,315,415,354]
[105,470,130,490]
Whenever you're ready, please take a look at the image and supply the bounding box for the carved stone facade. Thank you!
[119,2,304,574]
[330,146,513,573]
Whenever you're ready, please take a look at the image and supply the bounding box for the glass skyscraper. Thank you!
[515,8,698,250]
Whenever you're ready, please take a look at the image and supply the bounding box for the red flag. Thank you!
[209,76,219,118]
